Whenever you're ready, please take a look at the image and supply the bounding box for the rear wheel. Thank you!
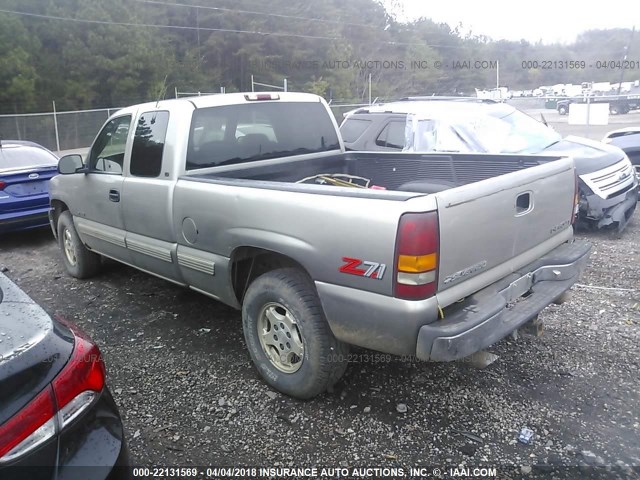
[558,105,568,115]
[242,268,349,399]
[57,211,102,279]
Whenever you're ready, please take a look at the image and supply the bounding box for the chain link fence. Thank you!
[0,108,122,153]
[0,100,375,154]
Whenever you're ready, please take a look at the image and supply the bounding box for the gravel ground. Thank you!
[1,218,639,479]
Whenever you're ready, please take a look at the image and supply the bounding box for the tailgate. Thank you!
[434,157,576,304]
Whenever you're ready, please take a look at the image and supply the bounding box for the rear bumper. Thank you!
[57,387,130,480]
[317,239,592,360]
[0,388,129,480]
[0,207,50,234]
[416,240,592,361]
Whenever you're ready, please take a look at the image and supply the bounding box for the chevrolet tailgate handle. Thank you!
[108,189,120,202]
[515,191,533,216]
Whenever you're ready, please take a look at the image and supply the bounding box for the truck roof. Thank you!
[113,92,325,116]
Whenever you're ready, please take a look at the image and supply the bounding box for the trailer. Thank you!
[556,95,639,115]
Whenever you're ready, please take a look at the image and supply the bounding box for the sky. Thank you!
[383,0,637,44]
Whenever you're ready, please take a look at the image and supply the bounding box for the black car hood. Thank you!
[0,273,73,424]
[542,136,625,175]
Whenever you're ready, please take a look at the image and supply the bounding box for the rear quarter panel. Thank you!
[172,179,437,299]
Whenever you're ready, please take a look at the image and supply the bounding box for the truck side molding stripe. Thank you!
[126,237,173,263]
[177,250,215,275]
[75,219,126,248]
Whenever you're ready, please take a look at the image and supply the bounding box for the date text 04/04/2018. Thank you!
[521,60,640,69]
[132,466,499,478]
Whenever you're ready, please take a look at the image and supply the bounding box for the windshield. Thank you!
[402,108,561,155]
[489,110,561,154]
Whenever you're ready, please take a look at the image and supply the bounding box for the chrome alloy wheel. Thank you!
[257,302,304,373]
[63,228,77,266]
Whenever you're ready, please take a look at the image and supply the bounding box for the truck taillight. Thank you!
[0,180,6,190]
[572,172,579,225]
[394,212,439,300]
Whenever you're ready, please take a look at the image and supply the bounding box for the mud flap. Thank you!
[521,315,544,337]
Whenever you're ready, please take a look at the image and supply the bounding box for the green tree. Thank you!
[0,13,39,112]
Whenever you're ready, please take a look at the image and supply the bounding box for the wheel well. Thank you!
[50,200,69,234]
[230,247,310,304]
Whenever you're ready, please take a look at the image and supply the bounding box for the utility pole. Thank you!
[616,26,636,96]
[52,101,61,153]
[196,7,201,51]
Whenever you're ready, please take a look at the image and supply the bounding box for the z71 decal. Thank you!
[339,257,386,280]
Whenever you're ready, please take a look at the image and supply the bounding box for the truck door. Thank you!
[72,115,132,263]
[121,110,184,283]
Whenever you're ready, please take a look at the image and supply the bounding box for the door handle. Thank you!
[109,189,120,202]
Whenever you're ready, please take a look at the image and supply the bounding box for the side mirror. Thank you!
[58,154,85,174]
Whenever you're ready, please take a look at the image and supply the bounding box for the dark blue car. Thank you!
[0,140,59,234]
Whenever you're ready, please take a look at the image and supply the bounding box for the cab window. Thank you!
[87,115,132,174]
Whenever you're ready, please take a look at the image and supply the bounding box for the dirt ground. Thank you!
[1,215,638,479]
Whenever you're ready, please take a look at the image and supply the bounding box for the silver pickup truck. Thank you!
[49,92,591,399]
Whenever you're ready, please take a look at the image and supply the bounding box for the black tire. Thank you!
[242,268,349,399]
[558,105,568,115]
[57,211,102,279]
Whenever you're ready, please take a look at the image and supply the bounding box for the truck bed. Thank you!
[186,150,560,193]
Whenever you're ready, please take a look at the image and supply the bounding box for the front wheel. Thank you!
[242,268,349,399]
[57,211,102,279]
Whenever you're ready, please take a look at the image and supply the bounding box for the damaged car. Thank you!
[602,126,640,179]
[341,98,638,232]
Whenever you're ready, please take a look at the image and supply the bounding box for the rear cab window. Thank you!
[186,102,340,170]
